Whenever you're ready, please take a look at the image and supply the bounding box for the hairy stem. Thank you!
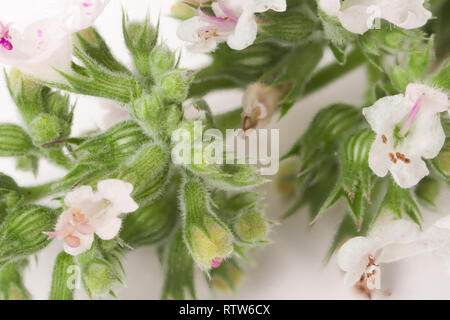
[21,181,58,203]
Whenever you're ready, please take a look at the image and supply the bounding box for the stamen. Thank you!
[381,135,387,144]
[399,94,424,136]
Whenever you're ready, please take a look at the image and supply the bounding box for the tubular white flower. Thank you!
[363,84,449,188]
[0,0,109,81]
[319,0,432,34]
[58,0,111,32]
[337,216,421,289]
[45,179,138,256]
[177,0,286,52]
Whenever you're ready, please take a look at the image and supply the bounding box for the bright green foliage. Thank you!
[49,252,76,300]
[161,230,196,300]
[0,205,58,268]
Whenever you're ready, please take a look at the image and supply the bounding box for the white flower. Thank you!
[319,0,432,34]
[45,179,138,256]
[0,0,109,81]
[177,0,286,52]
[337,216,421,289]
[0,19,73,82]
[58,0,111,32]
[363,84,449,188]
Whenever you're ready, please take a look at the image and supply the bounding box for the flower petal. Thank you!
[368,137,391,178]
[249,0,287,13]
[380,0,431,30]
[95,216,122,240]
[64,232,94,256]
[97,179,139,214]
[389,156,429,188]
[319,0,340,17]
[226,11,257,50]
[337,237,377,286]
[363,94,410,135]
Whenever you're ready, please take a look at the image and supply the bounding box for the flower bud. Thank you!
[158,70,190,104]
[124,19,157,77]
[210,259,243,291]
[117,142,170,205]
[0,124,34,157]
[0,260,30,300]
[233,209,268,242]
[83,260,117,296]
[182,178,233,270]
[29,114,69,146]
[171,2,197,20]
[163,104,183,135]
[190,218,233,270]
[7,68,41,97]
[130,93,163,126]
[150,44,176,80]
[0,205,57,265]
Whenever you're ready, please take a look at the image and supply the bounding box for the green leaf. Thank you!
[0,124,34,157]
[49,252,76,300]
[161,230,196,300]
[0,205,58,267]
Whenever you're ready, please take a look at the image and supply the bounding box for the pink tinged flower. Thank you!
[45,179,138,256]
[363,83,449,188]
[319,0,432,35]
[211,257,223,269]
[0,19,72,82]
[177,0,286,52]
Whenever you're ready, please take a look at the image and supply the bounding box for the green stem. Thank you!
[20,181,58,203]
[303,49,366,97]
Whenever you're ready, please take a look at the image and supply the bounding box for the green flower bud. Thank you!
[190,219,233,270]
[123,17,157,77]
[415,176,441,208]
[7,68,41,97]
[163,104,183,135]
[171,2,197,20]
[117,142,170,205]
[0,260,30,300]
[233,209,268,242]
[76,28,100,47]
[0,124,34,157]
[29,114,68,145]
[158,70,190,104]
[150,44,176,80]
[210,259,243,292]
[182,178,233,270]
[83,260,117,296]
[130,93,163,125]
[0,205,57,266]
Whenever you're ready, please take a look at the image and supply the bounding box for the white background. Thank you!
[1,0,450,300]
